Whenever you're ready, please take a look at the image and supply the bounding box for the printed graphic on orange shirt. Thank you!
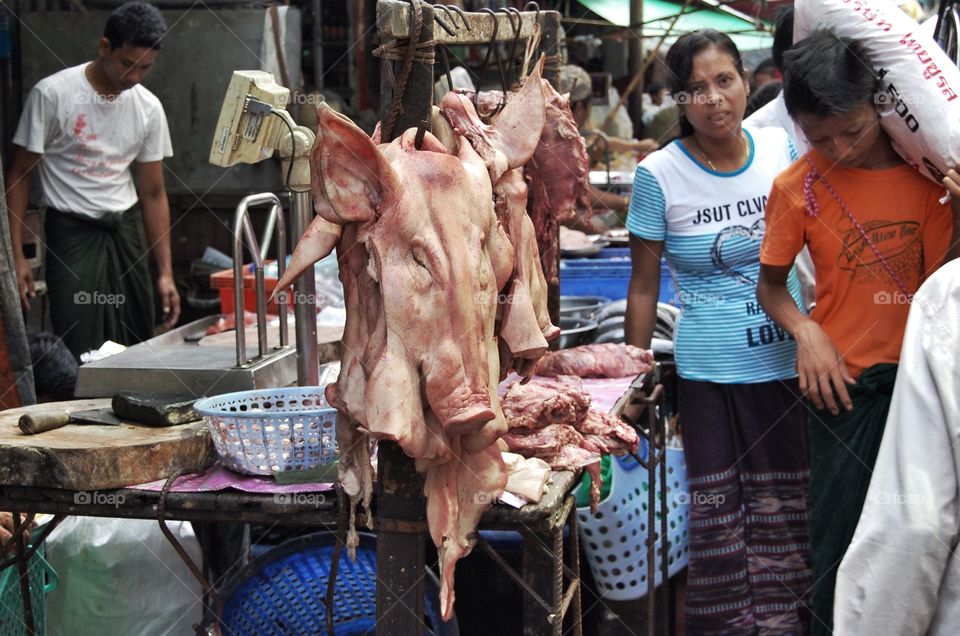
[838,218,922,285]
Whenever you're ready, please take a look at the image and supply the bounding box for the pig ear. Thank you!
[488,56,546,169]
[314,104,398,223]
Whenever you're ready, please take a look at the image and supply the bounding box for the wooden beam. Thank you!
[378,0,541,45]
[375,441,428,636]
[378,0,435,142]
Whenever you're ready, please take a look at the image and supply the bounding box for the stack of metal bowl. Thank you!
[558,296,609,349]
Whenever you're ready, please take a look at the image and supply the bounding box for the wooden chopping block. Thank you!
[0,398,216,490]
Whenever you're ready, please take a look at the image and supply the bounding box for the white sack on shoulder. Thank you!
[794,0,960,184]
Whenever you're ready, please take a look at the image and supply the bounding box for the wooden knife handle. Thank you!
[19,411,71,435]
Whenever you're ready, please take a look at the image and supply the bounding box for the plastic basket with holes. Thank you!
[193,387,338,476]
[577,438,689,600]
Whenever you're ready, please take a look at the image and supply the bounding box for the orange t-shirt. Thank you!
[760,151,953,379]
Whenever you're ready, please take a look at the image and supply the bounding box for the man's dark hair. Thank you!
[28,331,77,400]
[104,2,166,50]
[772,6,794,71]
[782,30,880,118]
[645,82,665,97]
[754,58,777,78]
[665,29,744,137]
[745,80,782,118]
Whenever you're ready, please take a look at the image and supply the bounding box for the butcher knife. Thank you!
[19,408,123,435]
[111,392,198,427]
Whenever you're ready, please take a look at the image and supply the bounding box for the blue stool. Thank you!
[216,532,458,635]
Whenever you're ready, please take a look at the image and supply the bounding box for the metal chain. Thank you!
[802,156,914,300]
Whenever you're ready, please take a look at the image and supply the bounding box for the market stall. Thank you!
[0,1,683,634]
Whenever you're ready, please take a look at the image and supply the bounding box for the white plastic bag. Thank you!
[794,0,960,183]
[45,517,203,636]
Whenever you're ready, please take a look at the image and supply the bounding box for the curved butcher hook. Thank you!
[524,1,541,23]
[433,13,456,37]
[505,6,524,75]
[434,4,465,93]
[492,7,521,116]
[436,3,471,32]
[473,8,500,114]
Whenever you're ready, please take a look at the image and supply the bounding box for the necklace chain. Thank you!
[693,132,747,171]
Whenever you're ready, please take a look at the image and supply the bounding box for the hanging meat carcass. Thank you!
[525,78,592,287]
[275,96,546,620]
[448,62,592,306]
[440,60,559,379]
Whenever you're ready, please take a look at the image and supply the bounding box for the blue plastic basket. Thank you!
[577,439,689,600]
[194,387,338,476]
[216,532,457,636]
[0,529,59,636]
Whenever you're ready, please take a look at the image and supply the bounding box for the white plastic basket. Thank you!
[194,387,338,476]
[577,440,689,600]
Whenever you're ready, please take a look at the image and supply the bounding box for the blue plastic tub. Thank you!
[217,532,457,635]
[560,257,678,304]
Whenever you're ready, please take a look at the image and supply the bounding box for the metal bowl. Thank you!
[560,296,611,320]
[559,316,598,349]
[560,240,609,258]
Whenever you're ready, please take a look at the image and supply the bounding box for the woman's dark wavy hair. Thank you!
[665,29,745,137]
[104,2,167,50]
[782,30,880,118]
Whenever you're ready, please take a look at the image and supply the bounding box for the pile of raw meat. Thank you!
[500,375,639,511]
[535,343,654,378]
[274,58,592,621]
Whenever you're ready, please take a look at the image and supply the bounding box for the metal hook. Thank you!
[433,14,456,37]
[440,45,454,94]
[445,4,471,31]
[504,7,524,78]
[492,7,520,115]
[474,8,500,114]
[524,1,541,23]
[414,119,429,150]
[433,4,458,36]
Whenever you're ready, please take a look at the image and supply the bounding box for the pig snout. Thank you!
[423,340,495,434]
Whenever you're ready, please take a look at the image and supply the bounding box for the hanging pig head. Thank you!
[289,104,515,459]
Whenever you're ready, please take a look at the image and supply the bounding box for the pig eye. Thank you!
[410,245,431,273]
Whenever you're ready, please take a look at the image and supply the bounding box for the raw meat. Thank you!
[502,424,599,466]
[277,96,544,621]
[535,343,655,379]
[499,374,640,511]
[525,80,592,286]
[440,62,558,375]
[576,409,639,456]
[500,375,591,430]
[559,226,594,251]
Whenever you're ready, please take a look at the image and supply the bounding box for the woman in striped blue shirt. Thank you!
[625,30,812,634]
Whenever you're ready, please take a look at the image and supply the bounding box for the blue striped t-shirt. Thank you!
[626,127,803,383]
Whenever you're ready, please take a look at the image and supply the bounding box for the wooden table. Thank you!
[0,469,582,636]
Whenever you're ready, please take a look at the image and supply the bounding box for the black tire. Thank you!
[596,317,625,336]
[594,329,625,344]
[595,299,628,323]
